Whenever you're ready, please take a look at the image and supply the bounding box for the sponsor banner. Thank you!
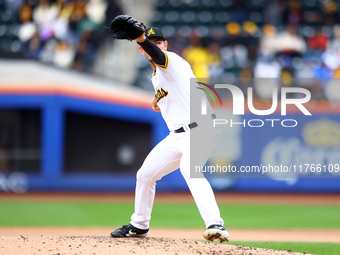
[239,114,340,178]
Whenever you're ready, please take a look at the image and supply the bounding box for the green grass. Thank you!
[0,201,339,229]
[226,241,340,255]
[1,201,339,255]
[153,203,340,229]
[0,201,133,226]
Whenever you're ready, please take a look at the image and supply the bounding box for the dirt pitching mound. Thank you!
[0,235,309,255]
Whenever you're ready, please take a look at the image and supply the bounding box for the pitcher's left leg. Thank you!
[179,151,223,227]
[180,152,229,242]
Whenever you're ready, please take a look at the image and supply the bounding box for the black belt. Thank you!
[174,114,216,133]
[174,122,198,133]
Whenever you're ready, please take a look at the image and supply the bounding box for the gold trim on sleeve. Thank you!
[155,51,169,69]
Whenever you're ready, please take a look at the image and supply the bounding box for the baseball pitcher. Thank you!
[109,15,229,243]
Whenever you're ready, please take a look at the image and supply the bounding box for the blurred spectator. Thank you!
[2,0,340,102]
[19,0,32,23]
[18,22,37,44]
[104,0,122,39]
[286,0,303,27]
[242,21,260,60]
[294,59,315,81]
[275,25,307,56]
[86,0,107,25]
[308,29,329,52]
[39,34,58,64]
[210,27,227,47]
[182,33,210,78]
[259,24,307,79]
[142,0,340,102]
[263,0,287,27]
[325,80,340,102]
[322,0,339,26]
[207,43,223,78]
[321,25,340,72]
[9,0,122,73]
[327,25,340,52]
[259,24,277,56]
[72,30,97,72]
[25,31,41,58]
[325,68,340,102]
[253,56,281,99]
[33,0,59,40]
[69,0,87,27]
[322,49,340,71]
[220,44,248,70]
[230,0,247,24]
[226,22,241,38]
[313,62,332,79]
[54,41,74,68]
[279,67,294,87]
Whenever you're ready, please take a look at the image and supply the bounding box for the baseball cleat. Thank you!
[203,224,229,243]
[110,224,149,238]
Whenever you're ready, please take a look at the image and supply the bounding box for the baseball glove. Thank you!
[110,15,146,41]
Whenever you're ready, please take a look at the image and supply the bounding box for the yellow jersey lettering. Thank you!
[156,87,168,103]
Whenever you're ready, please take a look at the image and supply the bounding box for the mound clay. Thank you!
[0,235,309,255]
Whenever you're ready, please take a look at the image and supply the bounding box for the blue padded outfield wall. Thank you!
[0,93,181,192]
[0,93,339,193]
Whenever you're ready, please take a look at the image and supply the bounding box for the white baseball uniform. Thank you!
[130,50,224,230]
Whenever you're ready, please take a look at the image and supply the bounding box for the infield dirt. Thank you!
[0,235,310,255]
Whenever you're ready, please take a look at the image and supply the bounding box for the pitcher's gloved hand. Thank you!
[110,15,146,41]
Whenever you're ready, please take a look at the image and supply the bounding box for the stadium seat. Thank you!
[299,26,315,38]
[154,0,167,9]
[180,11,196,25]
[10,40,23,53]
[1,10,16,23]
[248,12,263,26]
[0,24,6,37]
[168,0,183,9]
[217,0,233,9]
[177,25,192,37]
[164,11,180,24]
[214,11,230,24]
[150,10,163,24]
[193,25,210,37]
[185,0,200,10]
[200,0,217,9]
[161,25,176,38]
[197,11,214,25]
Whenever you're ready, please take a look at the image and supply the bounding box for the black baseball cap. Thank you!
[145,27,166,40]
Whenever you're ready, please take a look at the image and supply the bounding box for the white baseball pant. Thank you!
[130,123,224,229]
